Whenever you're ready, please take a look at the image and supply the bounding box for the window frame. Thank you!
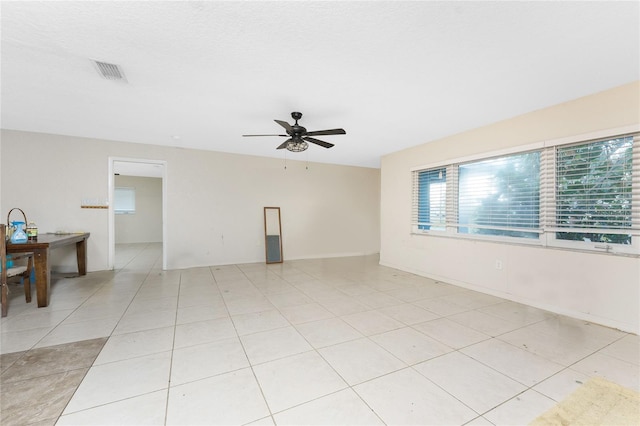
[114,187,136,215]
[410,126,640,256]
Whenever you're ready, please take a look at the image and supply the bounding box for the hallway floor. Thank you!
[1,243,638,425]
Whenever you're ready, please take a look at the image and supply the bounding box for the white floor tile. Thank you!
[252,351,348,413]
[478,301,555,326]
[34,317,120,348]
[354,367,477,425]
[3,248,634,426]
[173,316,236,349]
[357,292,403,309]
[413,317,491,349]
[497,325,597,366]
[0,326,53,354]
[224,296,275,316]
[464,416,495,425]
[483,389,556,425]
[176,304,229,325]
[371,327,452,365]
[166,368,270,425]
[57,389,168,425]
[294,317,363,348]
[432,291,504,310]
[231,309,290,336]
[532,368,591,402]
[0,309,74,333]
[279,302,335,324]
[240,326,312,365]
[341,310,404,336]
[414,351,527,414]
[528,316,628,350]
[125,296,178,316]
[413,296,471,316]
[64,351,172,414]
[64,303,129,324]
[246,416,275,425]
[266,290,313,309]
[170,337,249,385]
[320,298,370,316]
[448,310,523,337]
[570,351,640,391]
[274,388,384,425]
[461,339,565,386]
[94,326,175,365]
[318,338,406,385]
[112,310,176,335]
[378,303,439,325]
[599,334,639,365]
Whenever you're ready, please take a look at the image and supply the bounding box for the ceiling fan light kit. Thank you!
[286,141,308,152]
[243,112,346,153]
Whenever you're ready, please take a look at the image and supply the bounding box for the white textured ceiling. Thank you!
[1,1,638,168]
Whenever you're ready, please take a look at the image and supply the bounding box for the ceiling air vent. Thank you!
[91,60,127,81]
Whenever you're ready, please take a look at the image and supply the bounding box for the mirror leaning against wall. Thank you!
[264,207,283,264]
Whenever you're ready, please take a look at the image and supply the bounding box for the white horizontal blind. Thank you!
[446,165,458,231]
[457,151,541,238]
[114,187,136,214]
[552,134,639,244]
[411,167,447,231]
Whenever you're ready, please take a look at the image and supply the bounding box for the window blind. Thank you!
[457,151,541,239]
[114,187,136,214]
[411,168,447,231]
[550,134,639,244]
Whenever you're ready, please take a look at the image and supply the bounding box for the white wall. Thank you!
[380,81,640,334]
[0,132,380,271]
[114,175,162,244]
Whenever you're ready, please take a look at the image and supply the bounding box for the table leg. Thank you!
[76,238,87,275]
[33,248,50,308]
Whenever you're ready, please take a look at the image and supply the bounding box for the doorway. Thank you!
[108,157,167,270]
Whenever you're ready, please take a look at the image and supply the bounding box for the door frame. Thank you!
[108,157,167,270]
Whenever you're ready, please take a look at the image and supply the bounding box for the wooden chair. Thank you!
[1,224,33,317]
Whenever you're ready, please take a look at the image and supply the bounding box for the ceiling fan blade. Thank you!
[303,136,334,149]
[242,134,288,137]
[274,120,292,132]
[276,138,293,149]
[305,128,346,137]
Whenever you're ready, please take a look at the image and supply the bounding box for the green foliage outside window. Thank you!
[556,137,633,244]
[459,152,540,239]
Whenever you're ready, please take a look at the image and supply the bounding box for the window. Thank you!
[412,168,446,231]
[458,151,540,239]
[114,187,135,214]
[554,136,635,245]
[411,131,639,254]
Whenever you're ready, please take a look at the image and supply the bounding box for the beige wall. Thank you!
[380,81,640,333]
[114,175,162,244]
[0,131,381,270]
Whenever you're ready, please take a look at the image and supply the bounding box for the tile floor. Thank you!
[0,243,638,425]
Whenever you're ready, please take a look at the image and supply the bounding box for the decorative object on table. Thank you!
[243,111,346,152]
[7,208,29,244]
[27,222,38,241]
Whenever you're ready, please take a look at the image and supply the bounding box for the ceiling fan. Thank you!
[242,112,346,152]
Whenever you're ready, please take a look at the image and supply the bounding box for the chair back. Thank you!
[1,224,8,316]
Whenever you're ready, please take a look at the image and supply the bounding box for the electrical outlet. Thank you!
[495,260,503,270]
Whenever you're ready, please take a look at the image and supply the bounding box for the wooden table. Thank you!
[6,233,90,308]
